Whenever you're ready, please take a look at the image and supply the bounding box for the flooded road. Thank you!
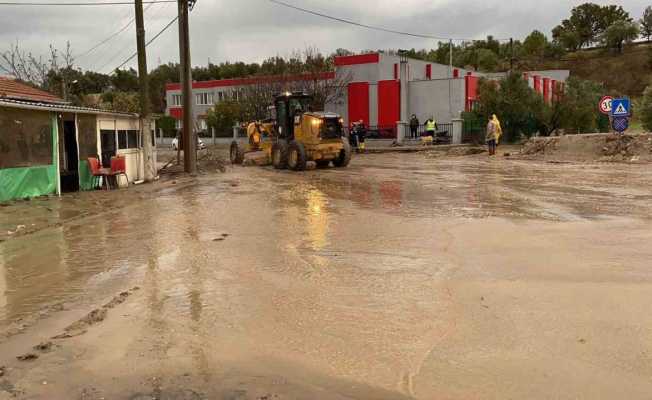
[1,153,652,399]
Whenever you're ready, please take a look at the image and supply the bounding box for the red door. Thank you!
[347,82,370,126]
[377,80,400,138]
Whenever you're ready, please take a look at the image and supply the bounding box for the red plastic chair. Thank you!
[87,157,112,190]
[110,156,128,187]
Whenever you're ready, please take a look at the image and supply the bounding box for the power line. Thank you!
[110,15,179,72]
[95,0,172,72]
[76,1,155,61]
[267,0,511,42]
[0,1,174,5]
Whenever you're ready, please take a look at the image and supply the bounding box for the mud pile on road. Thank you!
[519,133,652,162]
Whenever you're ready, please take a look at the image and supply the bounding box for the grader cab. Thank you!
[230,92,351,171]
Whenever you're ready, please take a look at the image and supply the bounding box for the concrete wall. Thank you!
[336,63,379,86]
[407,78,466,123]
[528,70,570,82]
[379,53,471,81]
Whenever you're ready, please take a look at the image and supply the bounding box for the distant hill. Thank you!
[522,42,652,97]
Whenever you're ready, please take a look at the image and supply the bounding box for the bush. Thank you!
[640,84,652,131]
[476,72,543,142]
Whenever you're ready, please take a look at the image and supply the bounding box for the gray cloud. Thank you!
[0,0,649,73]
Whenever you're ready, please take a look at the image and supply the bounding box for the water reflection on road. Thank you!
[1,153,652,398]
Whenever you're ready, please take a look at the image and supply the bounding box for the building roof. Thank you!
[165,71,335,91]
[0,97,138,118]
[0,77,66,104]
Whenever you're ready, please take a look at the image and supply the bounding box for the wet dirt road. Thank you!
[1,153,652,399]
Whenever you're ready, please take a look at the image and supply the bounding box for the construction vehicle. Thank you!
[230,92,351,171]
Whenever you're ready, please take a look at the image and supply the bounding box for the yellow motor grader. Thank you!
[230,92,351,171]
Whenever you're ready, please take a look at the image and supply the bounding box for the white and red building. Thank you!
[165,52,569,142]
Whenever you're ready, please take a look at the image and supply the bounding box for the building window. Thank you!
[199,119,207,130]
[217,92,224,102]
[195,92,213,106]
[172,94,182,106]
[118,129,140,150]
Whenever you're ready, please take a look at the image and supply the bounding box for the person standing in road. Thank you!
[492,114,503,146]
[424,117,437,138]
[409,114,419,139]
[486,116,497,156]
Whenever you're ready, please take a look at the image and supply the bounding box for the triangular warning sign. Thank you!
[614,103,627,115]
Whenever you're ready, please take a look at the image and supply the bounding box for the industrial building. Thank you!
[165,52,569,142]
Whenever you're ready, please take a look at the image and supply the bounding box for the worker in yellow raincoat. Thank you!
[492,114,503,145]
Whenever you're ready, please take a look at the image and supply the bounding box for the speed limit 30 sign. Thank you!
[599,96,614,115]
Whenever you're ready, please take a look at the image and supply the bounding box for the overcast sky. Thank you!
[0,0,649,74]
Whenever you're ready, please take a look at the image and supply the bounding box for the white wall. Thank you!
[407,78,466,123]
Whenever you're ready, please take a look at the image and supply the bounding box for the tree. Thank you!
[100,91,139,113]
[599,5,632,31]
[149,62,180,113]
[640,6,652,41]
[206,100,244,135]
[552,26,582,51]
[558,77,605,133]
[639,83,652,131]
[602,20,640,53]
[523,30,548,59]
[0,41,76,98]
[156,115,177,138]
[476,72,542,142]
[111,68,139,92]
[562,3,604,48]
[476,49,499,72]
[552,3,632,50]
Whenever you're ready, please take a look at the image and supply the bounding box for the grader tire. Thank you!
[287,141,307,171]
[333,140,352,168]
[272,140,289,169]
[230,141,244,165]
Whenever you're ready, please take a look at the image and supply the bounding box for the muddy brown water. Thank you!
[1,153,652,399]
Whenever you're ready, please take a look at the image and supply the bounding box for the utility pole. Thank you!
[509,38,514,73]
[449,39,453,78]
[178,0,196,174]
[135,0,155,182]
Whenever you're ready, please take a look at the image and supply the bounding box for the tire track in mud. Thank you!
[9,287,141,361]
[400,223,461,399]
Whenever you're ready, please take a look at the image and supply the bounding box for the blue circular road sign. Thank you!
[612,117,629,133]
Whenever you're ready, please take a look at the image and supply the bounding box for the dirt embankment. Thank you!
[519,133,652,162]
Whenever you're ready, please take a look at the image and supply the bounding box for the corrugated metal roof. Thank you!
[0,97,139,118]
[0,77,66,104]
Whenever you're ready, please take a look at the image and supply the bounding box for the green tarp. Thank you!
[78,160,97,191]
[0,113,58,202]
[0,165,57,202]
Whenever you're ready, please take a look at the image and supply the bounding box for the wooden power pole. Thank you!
[178,0,196,174]
[134,0,155,182]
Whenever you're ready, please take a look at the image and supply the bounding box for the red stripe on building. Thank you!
[347,82,370,126]
[334,53,380,66]
[169,107,183,120]
[165,71,335,91]
[465,75,479,112]
[551,80,558,102]
[542,78,550,103]
[533,76,541,94]
[377,80,400,128]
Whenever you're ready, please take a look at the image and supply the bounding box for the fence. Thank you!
[462,119,485,144]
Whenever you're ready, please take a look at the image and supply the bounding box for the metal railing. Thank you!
[405,123,453,142]
[462,120,485,144]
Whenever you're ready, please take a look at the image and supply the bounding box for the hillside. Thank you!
[525,42,652,97]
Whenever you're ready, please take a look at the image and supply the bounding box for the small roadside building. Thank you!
[0,77,150,202]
